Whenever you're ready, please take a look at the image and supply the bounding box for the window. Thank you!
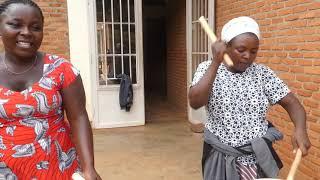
[96,0,137,86]
[191,0,209,75]
[186,0,214,124]
[187,0,214,79]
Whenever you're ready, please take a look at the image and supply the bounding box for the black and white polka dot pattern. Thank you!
[192,61,290,165]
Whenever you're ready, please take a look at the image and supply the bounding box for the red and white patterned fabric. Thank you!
[0,54,80,179]
[236,161,258,180]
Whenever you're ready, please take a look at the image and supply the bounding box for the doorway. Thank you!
[144,18,166,98]
[143,0,168,121]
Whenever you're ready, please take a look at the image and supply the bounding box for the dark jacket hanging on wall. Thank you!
[118,74,133,112]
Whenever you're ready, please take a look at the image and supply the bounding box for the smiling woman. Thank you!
[0,0,101,179]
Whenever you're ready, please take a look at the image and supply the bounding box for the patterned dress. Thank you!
[0,54,80,179]
[192,61,289,165]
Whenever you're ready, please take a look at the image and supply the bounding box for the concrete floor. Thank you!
[91,94,300,180]
[93,97,203,180]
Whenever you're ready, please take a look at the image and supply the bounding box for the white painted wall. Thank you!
[67,0,95,122]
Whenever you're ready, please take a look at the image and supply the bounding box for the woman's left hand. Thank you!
[291,128,311,156]
[83,168,102,180]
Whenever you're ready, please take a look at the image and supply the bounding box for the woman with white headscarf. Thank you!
[188,16,310,180]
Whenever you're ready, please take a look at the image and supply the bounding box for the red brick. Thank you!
[311,110,320,118]
[297,90,312,97]
[307,2,320,10]
[277,65,290,72]
[312,92,320,101]
[303,83,319,91]
[313,60,320,66]
[275,52,287,57]
[288,20,308,28]
[285,0,307,8]
[305,67,320,75]
[285,14,299,21]
[311,76,320,83]
[271,17,284,24]
[299,164,317,179]
[284,45,299,51]
[287,81,302,89]
[278,8,293,16]
[290,66,304,73]
[167,0,187,113]
[308,115,318,122]
[297,59,313,66]
[296,74,311,82]
[301,43,320,51]
[303,99,319,108]
[292,5,308,13]
[289,52,303,58]
[308,19,320,27]
[279,73,294,80]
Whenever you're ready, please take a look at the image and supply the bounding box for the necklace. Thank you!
[3,54,38,75]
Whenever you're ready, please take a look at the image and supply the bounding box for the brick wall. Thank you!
[0,0,70,58]
[216,0,320,179]
[37,0,69,58]
[166,0,188,116]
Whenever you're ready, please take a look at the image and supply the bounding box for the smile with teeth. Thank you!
[17,41,32,48]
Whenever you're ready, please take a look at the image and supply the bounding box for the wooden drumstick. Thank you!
[198,16,233,67]
[255,149,302,180]
[72,172,85,180]
[286,149,302,180]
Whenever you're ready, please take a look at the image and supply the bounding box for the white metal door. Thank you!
[186,0,214,124]
[94,0,145,128]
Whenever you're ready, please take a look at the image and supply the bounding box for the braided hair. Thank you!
[0,0,44,22]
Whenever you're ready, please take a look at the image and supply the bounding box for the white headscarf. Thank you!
[221,16,260,44]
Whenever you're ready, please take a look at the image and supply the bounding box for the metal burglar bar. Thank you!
[191,0,208,76]
[96,0,137,86]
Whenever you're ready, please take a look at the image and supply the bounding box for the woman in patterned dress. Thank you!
[189,16,311,180]
[0,0,101,179]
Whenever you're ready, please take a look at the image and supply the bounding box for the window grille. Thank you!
[191,0,209,75]
[96,0,137,86]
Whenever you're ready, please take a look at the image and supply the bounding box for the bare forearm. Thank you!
[188,61,220,109]
[61,76,101,179]
[288,103,306,130]
[279,93,311,155]
[279,93,307,130]
[70,113,95,170]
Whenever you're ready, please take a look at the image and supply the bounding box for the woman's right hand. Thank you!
[211,40,227,65]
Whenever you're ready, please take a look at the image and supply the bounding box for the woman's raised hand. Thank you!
[211,40,227,65]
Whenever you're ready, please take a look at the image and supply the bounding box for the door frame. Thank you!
[186,0,215,124]
[68,0,146,128]
[87,0,145,128]
[87,0,99,128]
[67,0,97,126]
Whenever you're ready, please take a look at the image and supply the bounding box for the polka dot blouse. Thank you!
[191,61,290,165]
